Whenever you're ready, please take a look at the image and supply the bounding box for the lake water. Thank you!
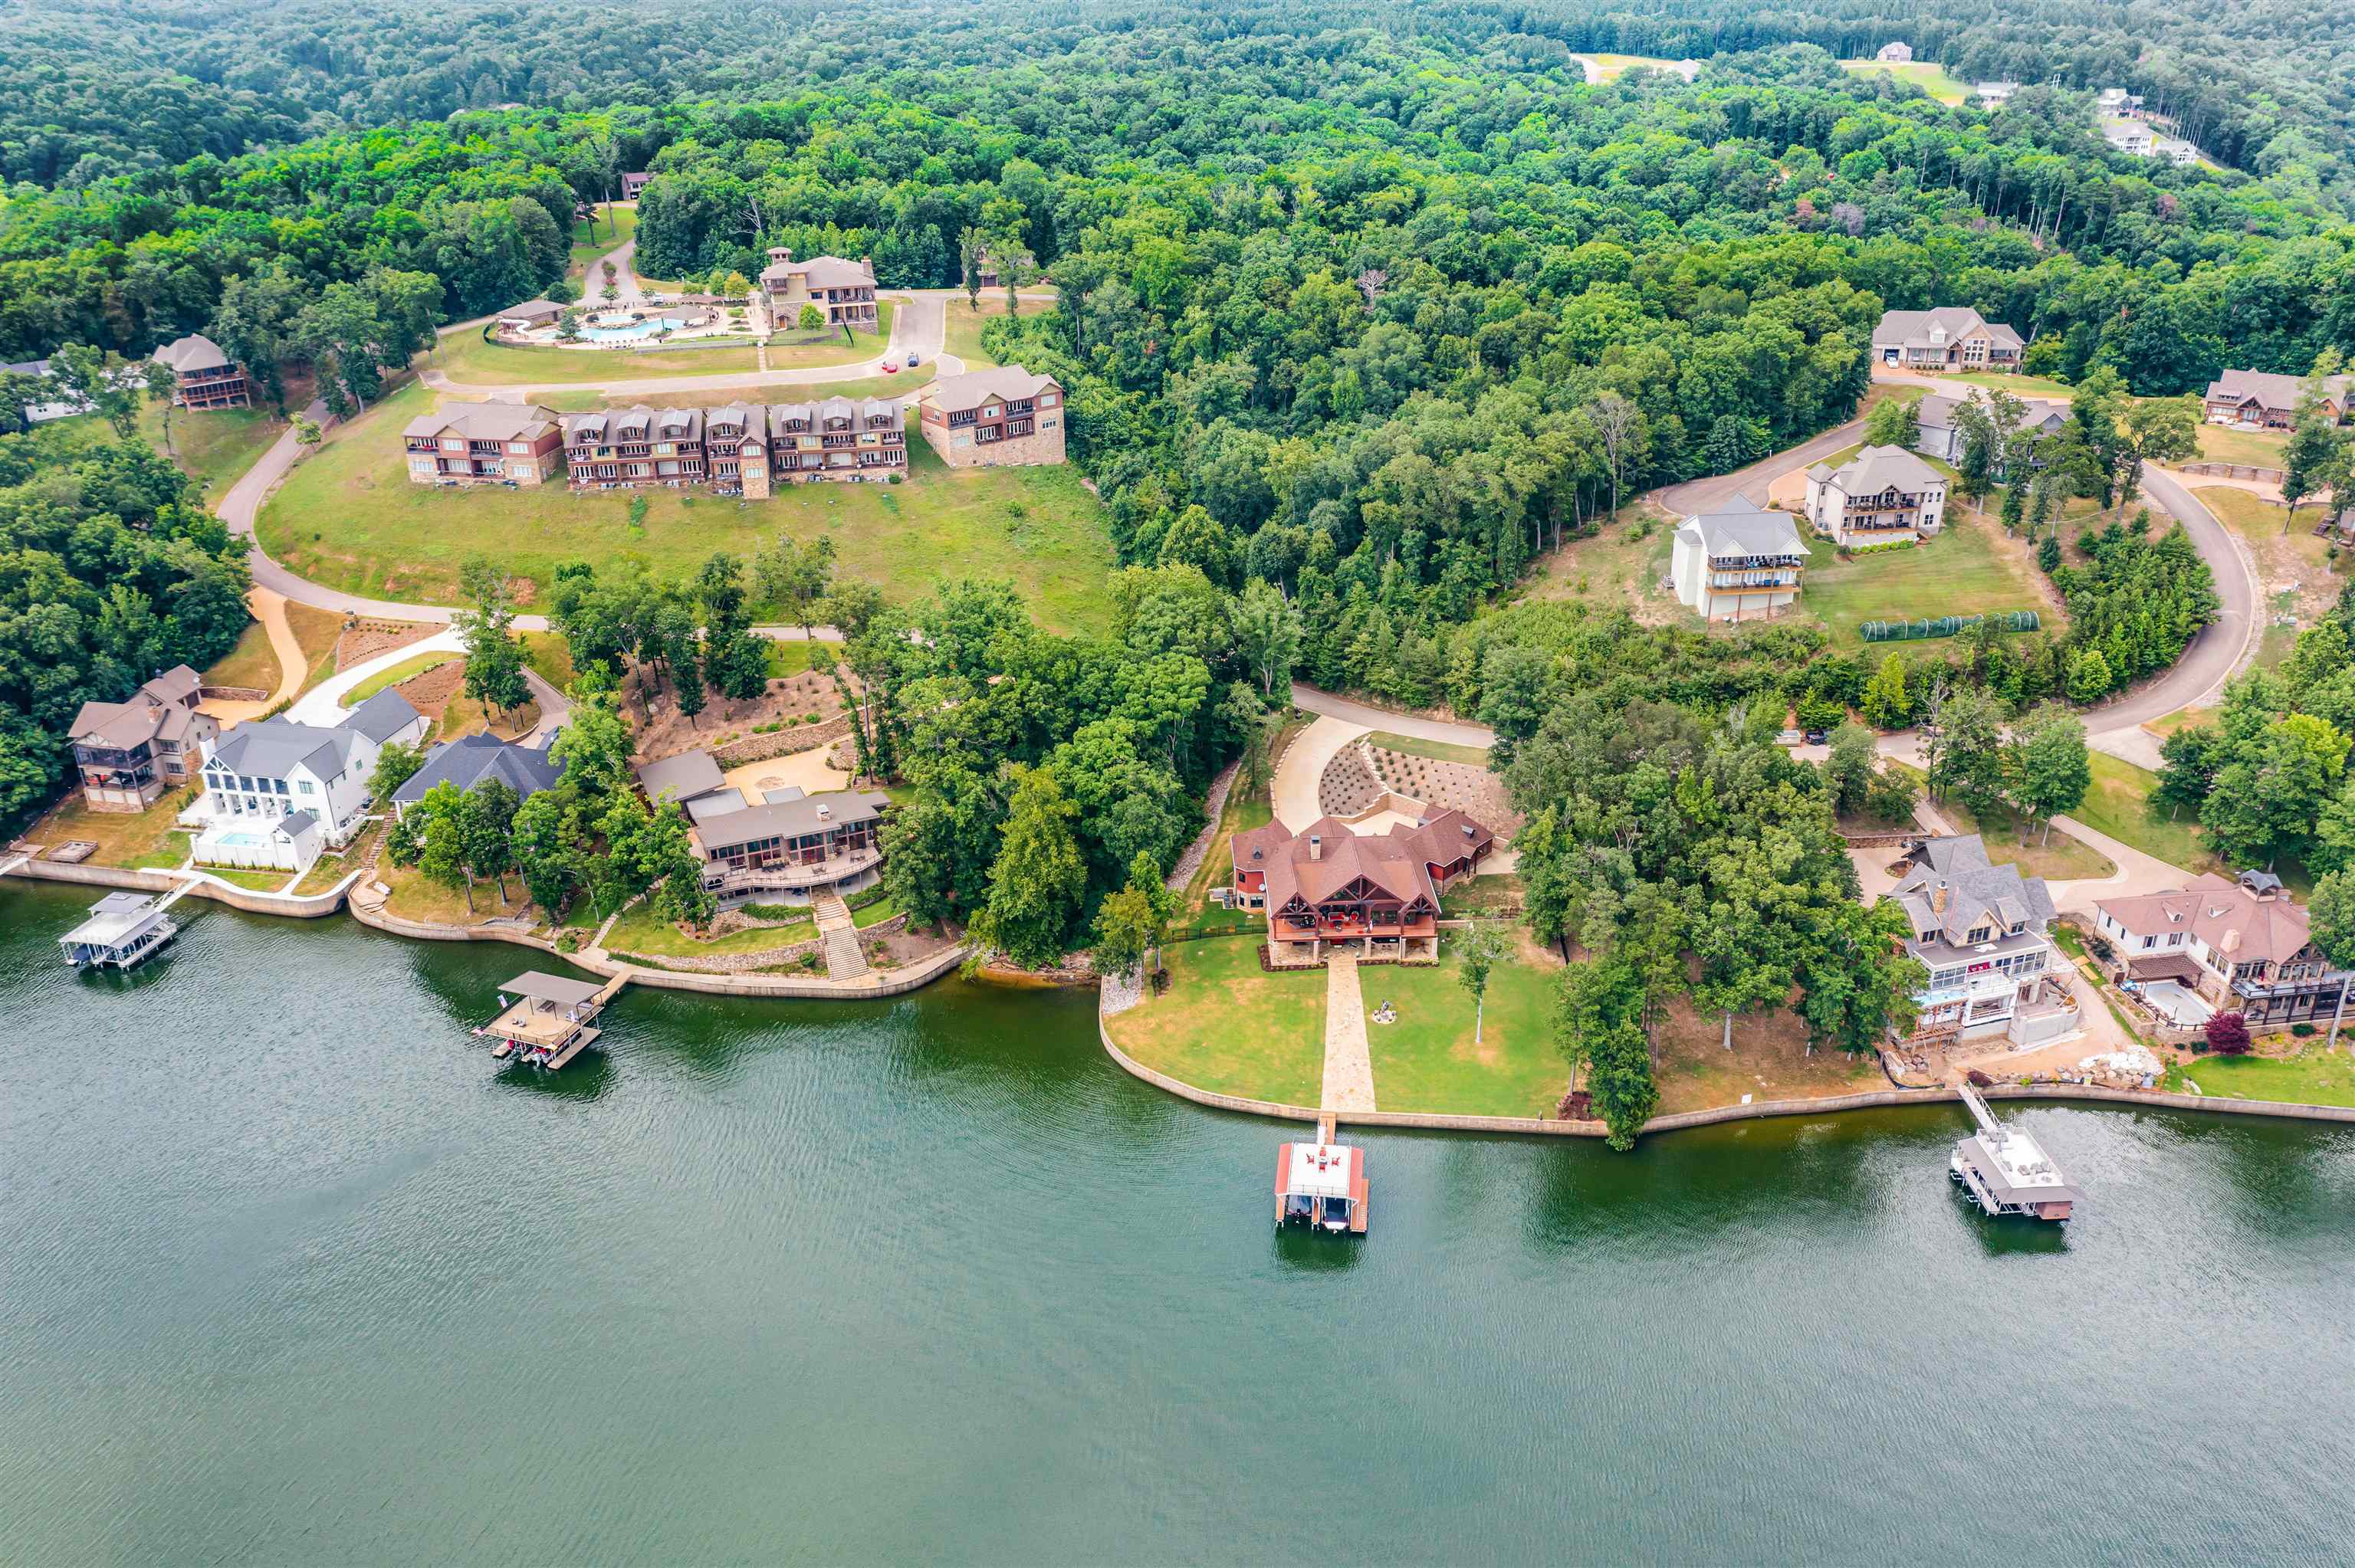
[6,879,2353,1565]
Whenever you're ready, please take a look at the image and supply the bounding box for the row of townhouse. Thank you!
[402,368,1066,494]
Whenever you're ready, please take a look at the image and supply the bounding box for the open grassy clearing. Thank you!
[2069,753,2209,874]
[340,650,458,705]
[428,330,765,386]
[1943,369,2079,399]
[143,401,287,499]
[287,602,348,697]
[2182,1048,2355,1108]
[1535,510,1677,616]
[519,631,576,691]
[1650,996,1886,1115]
[1103,933,1327,1107]
[376,858,537,925]
[565,205,635,284]
[200,619,281,692]
[604,903,815,957]
[1801,514,2053,647]
[258,381,1116,634]
[21,792,198,871]
[941,295,1053,370]
[1838,57,1970,104]
[1361,944,1565,1117]
[1367,730,1491,768]
[1583,53,1695,81]
[2192,423,2288,469]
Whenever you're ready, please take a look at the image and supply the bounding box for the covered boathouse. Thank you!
[1275,1140,1368,1233]
[478,971,619,1070]
[58,891,180,971]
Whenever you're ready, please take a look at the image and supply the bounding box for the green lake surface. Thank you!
[5,879,2353,1565]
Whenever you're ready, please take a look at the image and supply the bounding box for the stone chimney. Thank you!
[1309,835,1322,862]
[1931,880,1949,914]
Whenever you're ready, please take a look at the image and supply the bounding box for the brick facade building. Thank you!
[402,402,564,486]
[916,366,1066,468]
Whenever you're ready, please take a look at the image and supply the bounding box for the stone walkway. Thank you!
[811,887,869,979]
[1319,955,1378,1114]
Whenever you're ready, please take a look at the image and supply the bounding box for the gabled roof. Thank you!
[760,253,873,287]
[1257,809,1493,915]
[1889,835,2055,949]
[404,402,560,443]
[1871,307,2022,352]
[2202,369,2351,412]
[2095,874,2324,969]
[499,300,565,320]
[69,666,205,750]
[342,689,425,746]
[1817,444,1945,496]
[209,717,362,782]
[392,731,565,806]
[688,789,890,848]
[1916,391,2071,435]
[1678,495,1807,560]
[920,366,1060,415]
[152,333,231,372]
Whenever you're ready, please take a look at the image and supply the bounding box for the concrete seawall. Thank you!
[1098,1011,2355,1137]
[8,856,351,919]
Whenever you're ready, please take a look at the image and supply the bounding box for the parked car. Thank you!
[906,353,921,367]
[882,361,899,374]
[1803,728,1828,745]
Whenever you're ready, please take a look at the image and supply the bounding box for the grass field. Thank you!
[143,401,286,500]
[429,331,765,386]
[566,205,635,284]
[1650,996,1885,1115]
[202,596,348,704]
[1838,57,1970,104]
[1944,370,2078,399]
[1103,933,1328,1107]
[2194,485,2338,625]
[258,381,1116,633]
[2193,423,2288,469]
[1368,731,1491,768]
[1899,768,2117,881]
[23,792,198,871]
[1581,53,1696,82]
[2070,753,2209,873]
[201,621,281,692]
[1536,510,1677,612]
[1361,949,1565,1117]
[340,650,458,706]
[2183,1048,2355,1108]
[1801,515,2052,646]
[941,295,1053,370]
[604,903,815,958]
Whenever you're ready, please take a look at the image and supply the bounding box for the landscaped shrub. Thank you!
[2291,1022,2317,1037]
[2205,1012,2253,1055]
[2087,935,2114,963]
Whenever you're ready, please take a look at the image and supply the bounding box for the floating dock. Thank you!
[1949,1081,2081,1221]
[57,885,193,971]
[1275,1124,1369,1234]
[475,970,626,1071]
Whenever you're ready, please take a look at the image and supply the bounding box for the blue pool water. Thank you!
[580,315,691,342]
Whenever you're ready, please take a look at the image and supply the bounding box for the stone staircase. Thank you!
[811,886,870,980]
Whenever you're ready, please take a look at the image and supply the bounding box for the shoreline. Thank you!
[1096,1005,2355,1138]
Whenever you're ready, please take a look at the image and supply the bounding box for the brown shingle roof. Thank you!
[404,402,560,443]
[2097,876,2318,968]
[920,366,1059,415]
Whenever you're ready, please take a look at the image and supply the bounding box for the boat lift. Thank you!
[1949,1081,2081,1222]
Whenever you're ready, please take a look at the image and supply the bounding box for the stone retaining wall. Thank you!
[199,684,270,703]
[7,856,350,919]
[606,913,911,975]
[709,713,852,768]
[2176,460,2284,484]
[1098,1003,2355,1136]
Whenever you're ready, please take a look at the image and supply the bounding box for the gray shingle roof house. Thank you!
[635,749,727,805]
[390,731,565,821]
[1884,834,2063,1042]
[209,717,368,785]
[1670,497,1809,622]
[1914,390,2070,470]
[342,689,428,747]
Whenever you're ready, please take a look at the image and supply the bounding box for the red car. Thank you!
[881,361,898,373]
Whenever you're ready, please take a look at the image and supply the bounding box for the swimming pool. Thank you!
[581,315,695,342]
[210,831,268,850]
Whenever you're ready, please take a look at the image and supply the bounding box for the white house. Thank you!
[186,691,423,873]
[1804,445,1948,546]
[1670,497,1808,622]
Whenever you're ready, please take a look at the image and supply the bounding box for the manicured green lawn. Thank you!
[2070,753,2208,874]
[1368,731,1490,768]
[1837,58,1969,105]
[429,330,764,385]
[1894,766,2116,881]
[2183,1048,2355,1108]
[605,903,814,958]
[24,792,195,871]
[851,894,902,929]
[566,205,635,284]
[143,402,287,500]
[2194,422,2288,469]
[1105,933,1326,1107]
[258,382,1115,633]
[1946,370,2077,399]
[520,631,576,690]
[1802,515,2052,646]
[1362,951,1565,1117]
[340,650,458,705]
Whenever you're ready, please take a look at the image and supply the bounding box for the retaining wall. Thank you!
[709,713,852,768]
[1098,1009,2355,1137]
[8,856,350,919]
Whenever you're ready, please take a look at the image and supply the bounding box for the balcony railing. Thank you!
[704,846,881,891]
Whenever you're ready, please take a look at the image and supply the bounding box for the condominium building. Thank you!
[1804,444,1949,546]
[758,248,879,330]
[565,398,905,492]
[150,333,252,410]
[403,402,564,486]
[915,366,1066,468]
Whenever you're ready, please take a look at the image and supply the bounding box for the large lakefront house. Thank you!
[68,665,216,812]
[1670,497,1808,622]
[403,402,564,487]
[2200,369,2352,430]
[915,366,1067,468]
[389,731,565,823]
[2094,872,2353,1032]
[1886,835,2071,1045]
[563,397,906,491]
[1871,308,2025,373]
[149,333,252,410]
[186,691,425,873]
[758,248,879,330]
[1230,811,1494,965]
[632,748,889,905]
[1803,444,1949,546]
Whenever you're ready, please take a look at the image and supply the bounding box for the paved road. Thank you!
[1651,414,1870,517]
[1290,684,1495,748]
